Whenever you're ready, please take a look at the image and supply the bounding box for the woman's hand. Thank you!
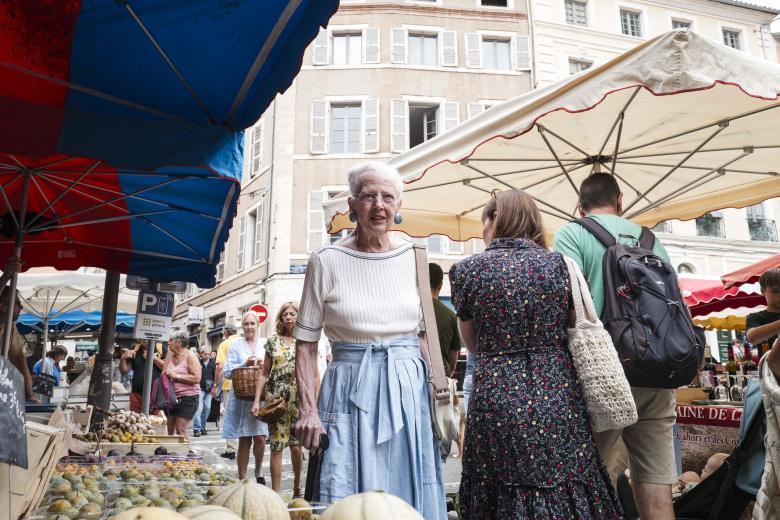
[295,410,326,453]
[244,356,258,367]
[251,399,260,416]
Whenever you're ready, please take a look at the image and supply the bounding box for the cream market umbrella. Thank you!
[326,30,780,240]
[16,271,138,349]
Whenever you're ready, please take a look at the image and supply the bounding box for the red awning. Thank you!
[679,278,765,317]
[722,254,780,289]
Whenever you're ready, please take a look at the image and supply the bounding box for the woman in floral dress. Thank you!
[253,302,303,495]
[450,189,623,519]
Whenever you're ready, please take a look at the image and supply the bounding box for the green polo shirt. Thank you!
[553,214,671,316]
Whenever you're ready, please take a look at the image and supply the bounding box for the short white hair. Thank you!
[347,161,403,198]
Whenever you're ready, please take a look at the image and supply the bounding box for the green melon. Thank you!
[321,491,424,520]
[182,505,242,519]
[109,506,188,520]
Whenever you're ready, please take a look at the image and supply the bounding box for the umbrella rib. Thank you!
[24,162,102,231]
[0,59,189,123]
[620,145,780,161]
[460,183,570,221]
[599,162,651,205]
[626,150,753,219]
[34,173,131,218]
[536,126,581,195]
[121,2,217,125]
[463,162,574,220]
[535,124,590,158]
[597,86,642,157]
[37,171,220,221]
[139,217,208,261]
[615,160,772,176]
[68,240,208,264]
[434,157,578,163]
[404,162,581,193]
[619,100,780,155]
[623,123,728,214]
[29,209,179,234]
[0,174,20,230]
[227,0,303,126]
[33,176,179,224]
[610,112,624,175]
[209,181,238,261]
[27,175,74,243]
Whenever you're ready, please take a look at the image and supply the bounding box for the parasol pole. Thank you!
[87,271,120,411]
[2,169,31,358]
[42,292,50,354]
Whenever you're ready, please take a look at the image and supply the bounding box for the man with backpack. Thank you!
[553,173,681,520]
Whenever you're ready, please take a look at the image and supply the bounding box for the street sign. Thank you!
[250,304,269,324]
[186,306,204,325]
[126,275,187,294]
[133,289,174,340]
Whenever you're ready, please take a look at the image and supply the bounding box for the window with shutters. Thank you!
[408,33,438,66]
[468,101,500,119]
[565,0,588,26]
[250,122,263,177]
[568,58,592,75]
[395,99,458,152]
[409,104,439,148]
[620,9,642,37]
[216,247,226,282]
[237,214,246,272]
[482,39,511,70]
[330,104,362,154]
[247,205,264,265]
[671,19,691,30]
[332,32,362,65]
[308,189,350,252]
[723,29,741,50]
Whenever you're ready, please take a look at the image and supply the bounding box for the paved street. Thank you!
[190,426,463,499]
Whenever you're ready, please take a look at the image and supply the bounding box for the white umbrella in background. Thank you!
[16,271,138,349]
[325,30,780,241]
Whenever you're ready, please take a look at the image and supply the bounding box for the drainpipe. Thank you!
[263,99,277,305]
[524,0,537,89]
[759,23,768,60]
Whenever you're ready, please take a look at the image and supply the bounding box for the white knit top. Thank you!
[293,242,422,344]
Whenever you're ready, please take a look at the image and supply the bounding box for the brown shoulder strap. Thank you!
[413,244,449,397]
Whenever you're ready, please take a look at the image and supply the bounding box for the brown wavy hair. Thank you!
[275,301,300,335]
[482,189,547,248]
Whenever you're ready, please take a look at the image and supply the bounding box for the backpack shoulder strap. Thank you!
[638,227,656,250]
[573,217,617,248]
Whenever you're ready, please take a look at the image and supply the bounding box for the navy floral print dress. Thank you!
[450,238,623,520]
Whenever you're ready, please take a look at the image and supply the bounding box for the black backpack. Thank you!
[575,217,705,389]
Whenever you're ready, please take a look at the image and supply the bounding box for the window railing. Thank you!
[695,214,725,238]
[748,218,778,242]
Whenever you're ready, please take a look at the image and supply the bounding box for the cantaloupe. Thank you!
[182,505,242,519]
[110,507,188,520]
[209,480,288,520]
[321,491,424,520]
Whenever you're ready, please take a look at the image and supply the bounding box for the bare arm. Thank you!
[251,353,273,414]
[294,340,325,452]
[212,363,223,397]
[747,320,780,345]
[458,318,476,352]
[118,351,133,375]
[448,350,459,378]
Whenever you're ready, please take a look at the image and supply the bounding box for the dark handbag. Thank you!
[304,433,329,502]
[257,393,287,424]
[153,374,178,412]
[32,373,56,397]
[673,404,765,520]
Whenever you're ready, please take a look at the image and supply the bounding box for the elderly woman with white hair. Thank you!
[294,161,446,519]
[163,331,202,440]
[223,311,269,481]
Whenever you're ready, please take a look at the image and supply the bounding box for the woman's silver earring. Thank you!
[394,213,403,225]
[349,211,358,223]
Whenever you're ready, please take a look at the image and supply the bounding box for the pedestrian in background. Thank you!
[223,311,269,482]
[252,302,303,496]
[429,262,461,463]
[163,331,201,440]
[119,342,166,413]
[193,345,216,437]
[213,323,241,459]
[554,173,675,520]
[294,161,446,519]
[33,345,67,403]
[451,189,622,519]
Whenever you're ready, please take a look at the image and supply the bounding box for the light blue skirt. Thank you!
[316,336,446,520]
[222,389,268,439]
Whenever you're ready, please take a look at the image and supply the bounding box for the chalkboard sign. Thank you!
[0,357,28,468]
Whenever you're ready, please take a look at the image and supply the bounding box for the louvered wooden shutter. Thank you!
[440,31,457,67]
[363,98,379,153]
[313,29,330,65]
[310,100,328,154]
[465,33,482,68]
[391,99,408,153]
[363,27,380,64]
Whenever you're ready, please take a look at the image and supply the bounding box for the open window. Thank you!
[392,99,459,152]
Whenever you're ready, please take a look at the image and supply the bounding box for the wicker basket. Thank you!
[231,366,262,401]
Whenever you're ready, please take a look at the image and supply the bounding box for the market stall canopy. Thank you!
[16,310,135,335]
[722,253,780,289]
[326,30,780,240]
[16,271,138,316]
[679,278,763,331]
[0,0,339,287]
[0,0,339,172]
